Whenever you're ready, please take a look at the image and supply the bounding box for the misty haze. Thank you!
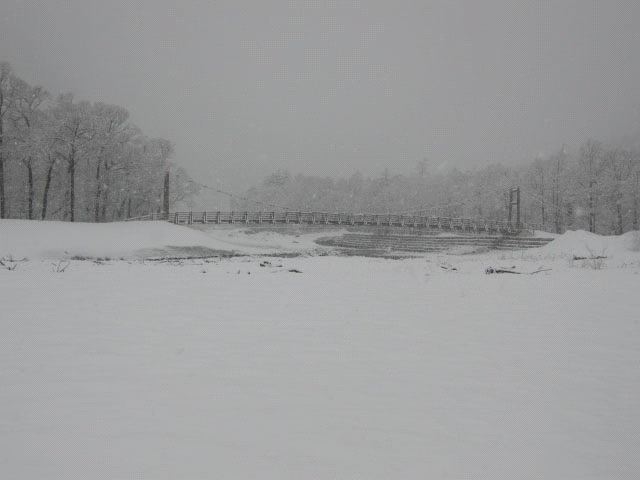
[1,1,640,478]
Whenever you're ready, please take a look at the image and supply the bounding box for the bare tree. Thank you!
[9,79,48,218]
[0,62,17,218]
[633,155,640,231]
[0,64,199,222]
[50,94,94,221]
[579,139,604,233]
[89,103,132,221]
[550,146,568,233]
[526,157,547,228]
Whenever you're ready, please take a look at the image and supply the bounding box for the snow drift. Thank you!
[2,219,639,261]
[538,229,640,258]
[0,219,332,259]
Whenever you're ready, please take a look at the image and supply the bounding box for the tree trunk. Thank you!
[100,180,108,221]
[0,119,5,218]
[27,160,34,220]
[633,173,639,231]
[566,202,574,229]
[0,154,4,219]
[94,159,102,222]
[117,198,127,219]
[100,161,111,222]
[553,155,562,233]
[616,202,623,235]
[41,157,55,220]
[588,180,596,233]
[69,149,76,222]
[539,169,545,228]
[163,169,170,219]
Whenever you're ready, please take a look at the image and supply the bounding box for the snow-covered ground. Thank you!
[0,219,335,258]
[1,220,640,478]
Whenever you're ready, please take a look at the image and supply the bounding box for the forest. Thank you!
[0,62,198,222]
[237,140,640,235]
[3,61,640,235]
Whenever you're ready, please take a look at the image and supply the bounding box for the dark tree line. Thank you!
[0,62,198,222]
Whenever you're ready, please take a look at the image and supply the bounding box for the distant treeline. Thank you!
[238,141,640,235]
[0,62,198,222]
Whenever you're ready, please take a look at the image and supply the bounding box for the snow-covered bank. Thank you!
[0,219,216,259]
[0,219,334,259]
[538,229,640,259]
[1,256,639,479]
[192,224,345,254]
[2,219,639,263]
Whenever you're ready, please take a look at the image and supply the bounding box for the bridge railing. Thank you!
[145,211,526,234]
[125,212,170,222]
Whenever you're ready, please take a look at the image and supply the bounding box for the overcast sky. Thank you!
[2,0,640,191]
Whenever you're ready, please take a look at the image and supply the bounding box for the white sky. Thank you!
[2,0,640,191]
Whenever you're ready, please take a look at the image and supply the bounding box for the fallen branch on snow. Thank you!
[485,266,551,275]
[0,255,28,271]
[440,264,458,271]
[51,260,70,273]
[0,258,18,271]
[572,255,607,261]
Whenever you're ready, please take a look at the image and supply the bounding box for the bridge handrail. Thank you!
[131,211,526,233]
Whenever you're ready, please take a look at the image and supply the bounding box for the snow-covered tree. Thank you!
[0,62,198,222]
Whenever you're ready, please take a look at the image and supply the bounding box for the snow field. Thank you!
[1,252,639,479]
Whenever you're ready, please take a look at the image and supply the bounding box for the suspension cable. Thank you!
[189,180,294,211]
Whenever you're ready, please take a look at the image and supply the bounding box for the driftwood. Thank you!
[0,259,18,271]
[485,266,551,275]
[572,255,607,261]
[0,256,29,271]
[485,267,519,274]
[440,264,458,271]
[51,260,70,273]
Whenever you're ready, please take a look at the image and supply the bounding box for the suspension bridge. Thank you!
[135,210,529,235]
[127,186,555,252]
[131,187,539,234]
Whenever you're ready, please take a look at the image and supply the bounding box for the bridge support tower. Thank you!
[508,187,521,230]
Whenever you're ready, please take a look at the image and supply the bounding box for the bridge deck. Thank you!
[132,211,530,235]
